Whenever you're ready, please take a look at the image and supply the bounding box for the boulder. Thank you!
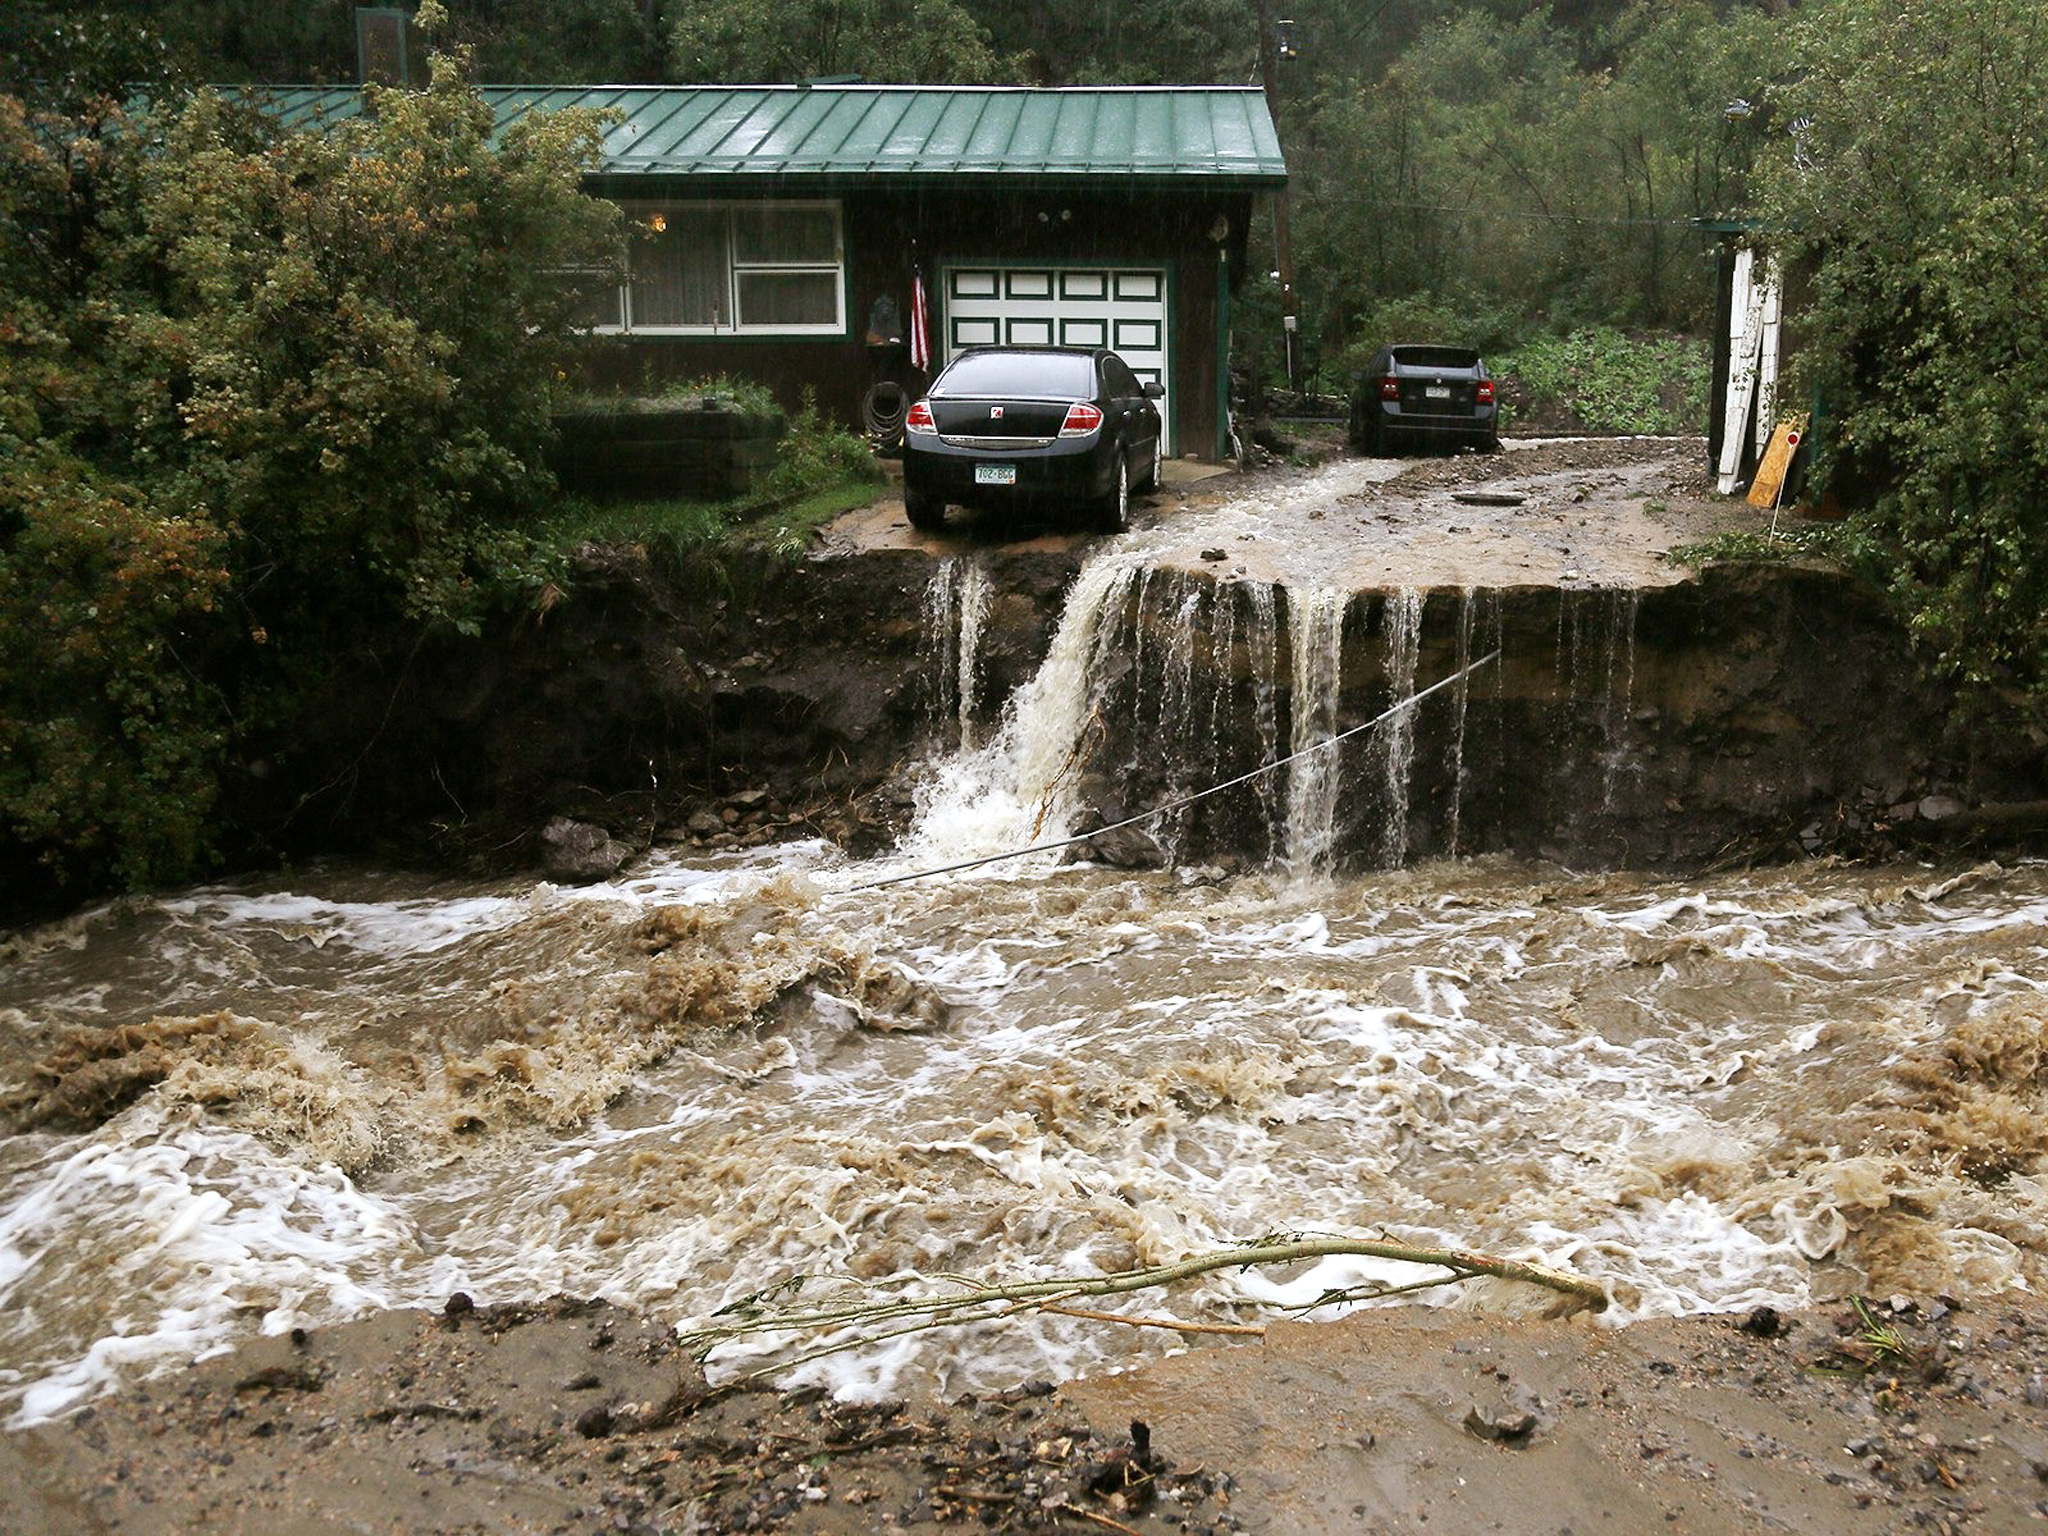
[540,817,632,882]
[1087,824,1168,869]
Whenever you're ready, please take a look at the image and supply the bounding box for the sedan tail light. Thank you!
[905,400,936,434]
[1475,379,1495,404]
[1058,402,1104,437]
[1379,376,1400,400]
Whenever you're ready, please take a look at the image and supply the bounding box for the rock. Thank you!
[685,810,724,836]
[729,788,770,810]
[1464,1403,1538,1443]
[1919,795,1966,822]
[1741,1306,1784,1338]
[1086,824,1168,870]
[575,1404,614,1438]
[540,817,632,882]
[443,1292,474,1318]
[1200,547,1228,562]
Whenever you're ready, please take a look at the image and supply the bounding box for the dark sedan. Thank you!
[903,347,1164,535]
[1350,343,1499,454]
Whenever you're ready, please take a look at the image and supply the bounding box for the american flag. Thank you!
[909,267,931,374]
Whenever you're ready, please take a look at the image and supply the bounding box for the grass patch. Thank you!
[1665,519,1881,573]
[1497,327,1709,434]
[516,390,885,583]
[554,372,782,418]
[742,480,885,559]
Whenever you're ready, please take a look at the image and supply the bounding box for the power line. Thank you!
[1345,200,1713,228]
[845,648,1503,895]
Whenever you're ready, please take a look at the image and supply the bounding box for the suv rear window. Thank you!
[1391,346,1482,370]
[934,351,1096,398]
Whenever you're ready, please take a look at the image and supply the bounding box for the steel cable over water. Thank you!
[850,647,1502,892]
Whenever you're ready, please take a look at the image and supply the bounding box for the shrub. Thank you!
[0,44,620,896]
[1494,327,1709,434]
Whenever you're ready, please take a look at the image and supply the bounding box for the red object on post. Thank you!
[909,269,931,374]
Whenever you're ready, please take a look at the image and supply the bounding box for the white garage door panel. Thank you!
[944,264,1171,451]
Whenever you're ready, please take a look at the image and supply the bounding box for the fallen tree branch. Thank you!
[684,1235,1606,1375]
[1041,1303,1268,1338]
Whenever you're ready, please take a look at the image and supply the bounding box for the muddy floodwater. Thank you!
[2,439,2041,1457]
[5,843,2047,1430]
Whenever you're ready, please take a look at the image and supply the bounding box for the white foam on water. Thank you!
[9,855,2048,1423]
[157,889,531,958]
[0,1105,420,1428]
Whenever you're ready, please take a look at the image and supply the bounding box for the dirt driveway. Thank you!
[825,436,1778,592]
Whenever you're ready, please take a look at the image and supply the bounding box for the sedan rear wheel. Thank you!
[1092,453,1130,535]
[905,491,946,532]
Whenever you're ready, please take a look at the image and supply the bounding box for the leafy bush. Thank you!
[1340,292,1532,366]
[762,393,878,505]
[0,44,619,897]
[0,452,230,888]
[523,392,881,572]
[1495,328,1709,434]
[555,372,782,419]
[1752,0,2048,702]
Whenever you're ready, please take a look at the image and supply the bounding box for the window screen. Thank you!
[610,202,843,334]
[632,211,728,327]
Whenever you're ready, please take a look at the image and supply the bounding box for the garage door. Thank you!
[942,265,1172,451]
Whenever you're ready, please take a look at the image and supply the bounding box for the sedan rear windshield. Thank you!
[934,351,1096,399]
[1391,346,1482,370]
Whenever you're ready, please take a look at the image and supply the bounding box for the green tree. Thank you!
[668,0,1021,84]
[4,2,665,88]
[1754,0,2048,698]
[0,42,621,899]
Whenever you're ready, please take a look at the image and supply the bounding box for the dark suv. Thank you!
[1349,344,1499,455]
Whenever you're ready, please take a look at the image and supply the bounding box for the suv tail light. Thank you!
[905,400,936,434]
[1058,402,1103,437]
[1475,379,1495,404]
[1379,376,1400,400]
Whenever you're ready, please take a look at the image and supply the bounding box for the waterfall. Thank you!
[1117,572,1283,862]
[908,558,1476,878]
[1241,581,1284,854]
[1599,589,1641,812]
[1446,587,1476,855]
[1283,587,1348,879]
[1370,588,1425,866]
[922,557,993,753]
[905,552,1146,863]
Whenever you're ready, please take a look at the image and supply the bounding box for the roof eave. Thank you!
[583,170,1286,194]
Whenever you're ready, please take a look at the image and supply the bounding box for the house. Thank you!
[262,84,1289,461]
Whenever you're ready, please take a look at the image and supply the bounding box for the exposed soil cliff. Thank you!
[271,440,2037,879]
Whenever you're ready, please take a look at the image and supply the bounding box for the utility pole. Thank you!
[1254,0,1299,391]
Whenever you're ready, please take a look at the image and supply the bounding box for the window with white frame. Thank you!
[587,201,845,335]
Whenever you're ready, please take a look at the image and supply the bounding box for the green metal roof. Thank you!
[256,84,1288,190]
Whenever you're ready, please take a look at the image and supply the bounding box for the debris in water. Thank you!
[1453,491,1526,507]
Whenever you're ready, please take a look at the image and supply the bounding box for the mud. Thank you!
[224,434,2003,898]
[7,1290,2048,1534]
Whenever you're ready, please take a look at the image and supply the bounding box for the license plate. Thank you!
[1425,385,1451,400]
[974,464,1017,486]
